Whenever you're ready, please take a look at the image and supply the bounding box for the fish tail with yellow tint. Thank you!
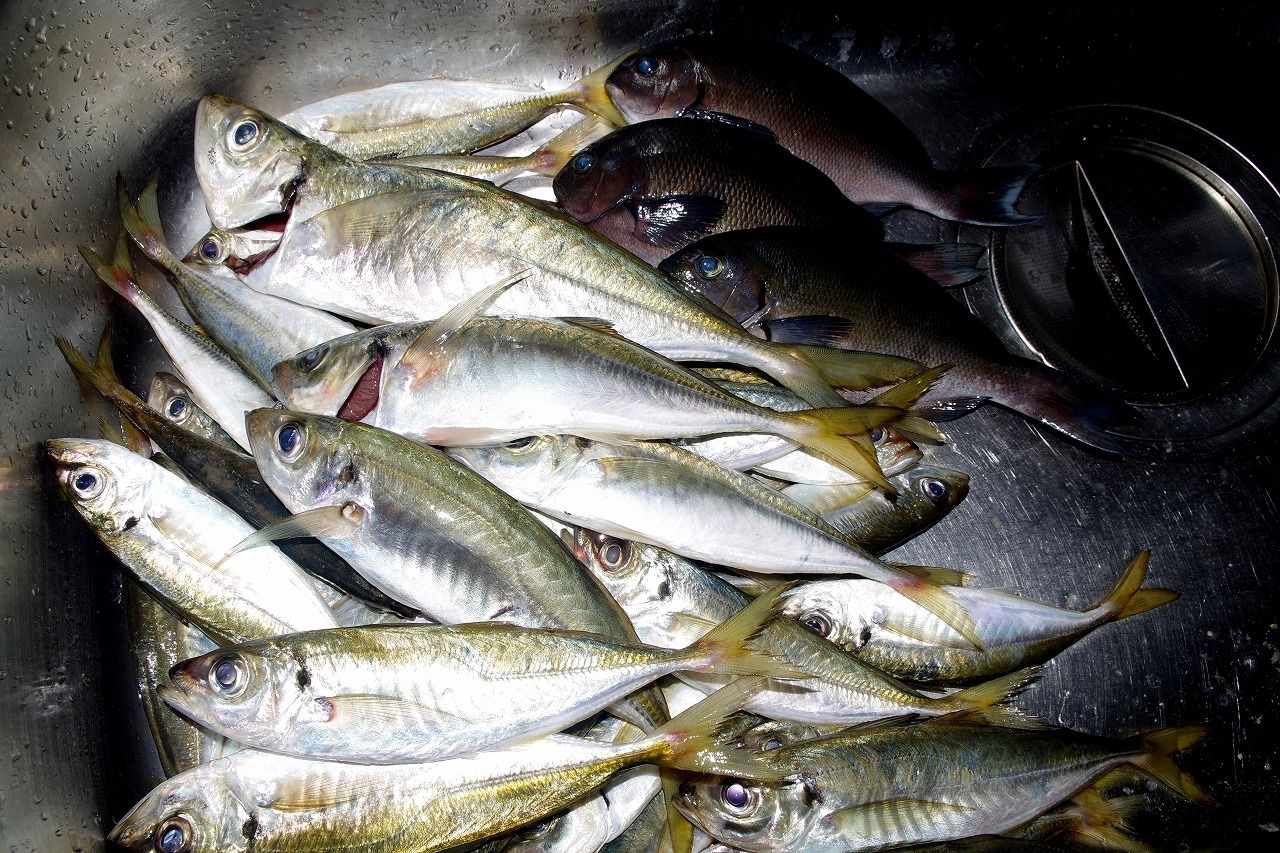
[633,679,777,780]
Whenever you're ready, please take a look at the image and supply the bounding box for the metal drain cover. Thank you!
[961,105,1280,456]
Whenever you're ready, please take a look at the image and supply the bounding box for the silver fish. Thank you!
[448,436,978,643]
[147,371,241,453]
[47,438,339,644]
[779,551,1176,684]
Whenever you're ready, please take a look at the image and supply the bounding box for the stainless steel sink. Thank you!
[2,2,1276,849]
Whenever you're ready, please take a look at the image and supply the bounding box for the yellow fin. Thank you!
[948,665,1045,726]
[1098,550,1179,620]
[686,586,812,681]
[215,504,364,567]
[1134,725,1212,804]
[783,343,925,391]
[648,678,776,780]
[827,797,973,840]
[562,49,637,127]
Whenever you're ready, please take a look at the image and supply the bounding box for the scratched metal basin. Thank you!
[1,3,1277,849]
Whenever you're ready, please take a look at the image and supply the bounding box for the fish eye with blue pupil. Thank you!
[155,817,192,852]
[72,469,101,498]
[696,255,723,278]
[801,612,831,637]
[870,427,884,444]
[167,397,188,419]
[212,655,244,695]
[922,478,947,500]
[276,423,304,459]
[231,119,259,149]
[721,781,751,811]
[635,56,657,76]
[571,152,596,173]
[199,238,221,260]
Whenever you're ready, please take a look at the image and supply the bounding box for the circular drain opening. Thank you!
[964,105,1280,455]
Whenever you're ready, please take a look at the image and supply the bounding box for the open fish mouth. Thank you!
[337,349,384,422]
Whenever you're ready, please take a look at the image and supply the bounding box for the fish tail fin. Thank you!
[1133,725,1213,804]
[782,405,903,491]
[56,334,114,399]
[79,229,141,305]
[91,327,151,456]
[885,241,987,287]
[530,116,614,176]
[948,665,1044,724]
[933,164,1041,226]
[645,678,778,779]
[685,586,811,680]
[118,174,174,263]
[1092,550,1179,622]
[1060,788,1154,853]
[886,574,983,651]
[781,343,926,392]
[562,50,637,127]
[981,359,1136,454]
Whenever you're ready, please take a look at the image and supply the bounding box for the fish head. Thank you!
[605,45,701,123]
[572,529,688,634]
[195,94,306,229]
[659,239,770,325]
[148,371,202,431]
[734,718,828,754]
[245,409,371,514]
[675,774,810,852]
[551,135,644,224]
[780,580,882,653]
[46,438,152,536]
[871,426,924,478]
[447,435,583,505]
[183,226,283,277]
[161,643,301,748]
[272,331,384,418]
[900,464,970,516]
[107,764,244,852]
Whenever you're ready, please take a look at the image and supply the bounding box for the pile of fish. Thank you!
[44,35,1207,852]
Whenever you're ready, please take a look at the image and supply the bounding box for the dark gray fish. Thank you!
[595,36,1036,226]
[660,227,1134,453]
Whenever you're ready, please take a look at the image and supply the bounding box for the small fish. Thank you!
[122,578,236,777]
[592,36,1036,226]
[118,177,356,388]
[79,230,273,451]
[551,118,884,265]
[272,296,923,484]
[571,528,1036,727]
[780,465,970,556]
[659,227,1134,453]
[159,589,800,764]
[675,715,1209,852]
[778,551,1177,684]
[109,681,769,853]
[274,62,629,161]
[390,115,614,186]
[448,435,978,643]
[192,94,918,409]
[147,371,241,453]
[59,337,412,616]
[243,408,671,733]
[46,438,339,645]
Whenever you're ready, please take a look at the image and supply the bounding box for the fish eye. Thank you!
[635,56,658,76]
[763,736,784,751]
[869,427,885,444]
[297,346,327,373]
[199,235,223,262]
[921,477,948,501]
[229,118,260,151]
[598,538,630,571]
[696,255,723,279]
[70,467,105,500]
[154,815,194,852]
[571,152,596,173]
[166,396,188,420]
[799,611,832,638]
[276,423,305,460]
[211,654,248,697]
[720,781,755,813]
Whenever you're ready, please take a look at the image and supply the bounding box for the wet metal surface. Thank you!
[1,2,1277,850]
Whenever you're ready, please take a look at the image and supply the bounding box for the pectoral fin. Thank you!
[825,797,974,841]
[632,195,728,250]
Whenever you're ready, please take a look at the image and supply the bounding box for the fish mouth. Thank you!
[336,349,384,422]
